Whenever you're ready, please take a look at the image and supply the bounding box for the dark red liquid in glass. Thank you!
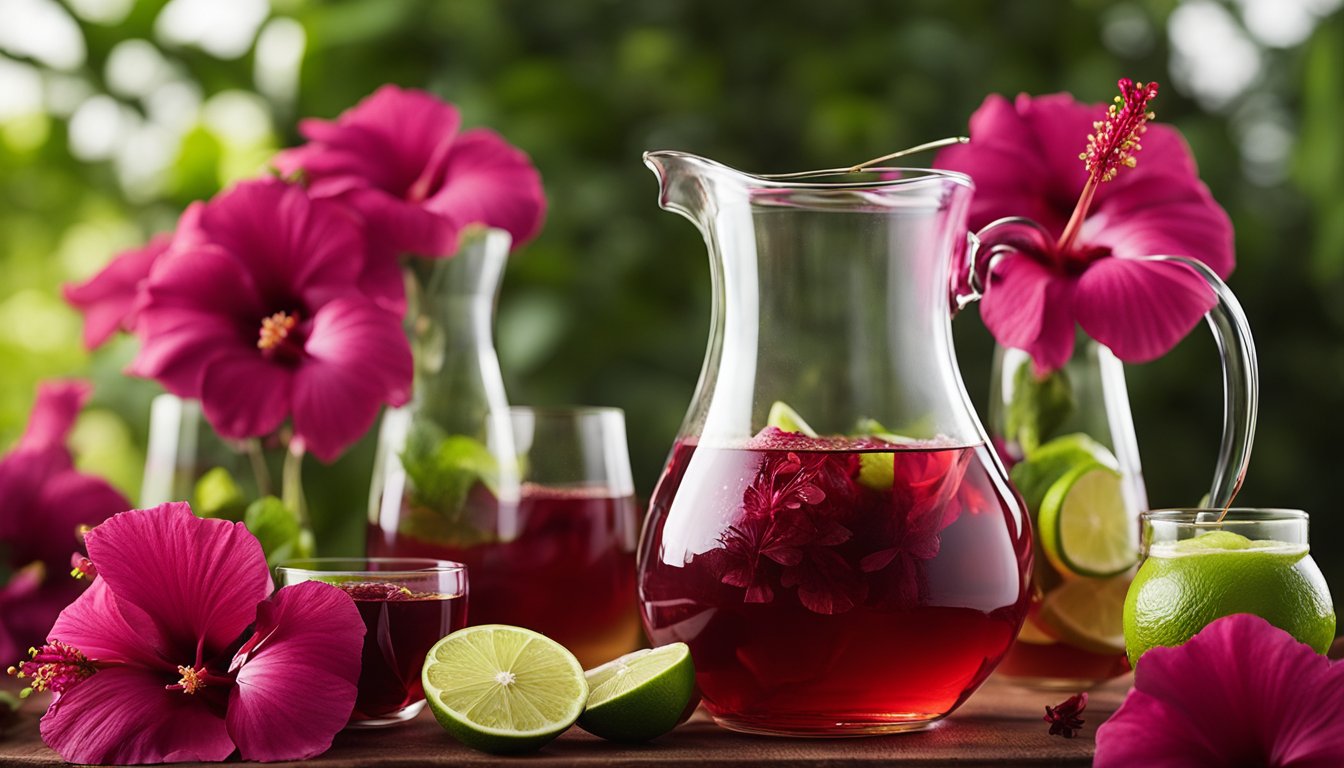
[369,485,639,667]
[638,435,1031,734]
[339,583,467,721]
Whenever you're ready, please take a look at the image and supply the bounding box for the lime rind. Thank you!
[423,625,587,753]
[1039,462,1136,579]
[578,643,697,742]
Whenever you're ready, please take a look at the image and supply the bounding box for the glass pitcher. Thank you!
[637,152,1033,736]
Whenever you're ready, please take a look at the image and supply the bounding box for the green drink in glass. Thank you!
[1123,509,1335,668]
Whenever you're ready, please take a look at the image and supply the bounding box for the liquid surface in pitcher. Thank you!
[640,432,1030,735]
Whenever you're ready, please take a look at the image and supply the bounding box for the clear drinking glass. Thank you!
[275,558,468,728]
[1127,509,1334,665]
[370,406,640,668]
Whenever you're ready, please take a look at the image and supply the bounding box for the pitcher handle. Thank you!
[1145,256,1258,508]
[958,221,1258,508]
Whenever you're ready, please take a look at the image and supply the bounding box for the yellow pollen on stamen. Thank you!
[257,312,298,351]
[176,665,206,694]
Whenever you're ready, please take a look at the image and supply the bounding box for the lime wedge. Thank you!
[1038,462,1136,579]
[1009,432,1118,514]
[578,643,697,742]
[767,401,818,436]
[422,625,588,754]
[1037,574,1130,655]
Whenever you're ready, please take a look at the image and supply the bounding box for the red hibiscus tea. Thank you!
[639,435,1032,735]
[369,485,639,667]
[340,582,467,723]
[276,558,467,728]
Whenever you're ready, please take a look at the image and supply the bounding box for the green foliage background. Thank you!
[2,1,1342,603]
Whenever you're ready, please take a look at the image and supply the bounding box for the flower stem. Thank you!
[245,439,272,498]
[282,442,309,529]
[1056,176,1099,257]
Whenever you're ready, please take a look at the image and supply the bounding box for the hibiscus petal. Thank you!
[29,468,128,570]
[423,128,547,248]
[291,298,413,462]
[198,353,293,441]
[62,234,170,349]
[227,581,363,762]
[1073,257,1214,364]
[1086,170,1235,279]
[16,380,90,455]
[341,185,461,260]
[47,579,173,671]
[40,666,235,765]
[978,252,1077,372]
[83,503,273,659]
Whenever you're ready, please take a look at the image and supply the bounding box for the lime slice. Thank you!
[577,643,697,742]
[1015,614,1059,645]
[422,625,588,754]
[1009,432,1118,514]
[1037,574,1130,655]
[1037,462,1136,579]
[767,401,818,436]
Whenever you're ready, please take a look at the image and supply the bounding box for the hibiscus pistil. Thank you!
[168,664,232,695]
[256,311,303,360]
[7,640,97,695]
[1056,78,1159,257]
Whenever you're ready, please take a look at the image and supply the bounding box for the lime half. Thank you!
[578,643,697,742]
[1038,462,1136,578]
[422,625,588,754]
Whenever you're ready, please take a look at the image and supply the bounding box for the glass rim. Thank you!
[506,405,624,419]
[643,150,973,191]
[1141,508,1308,526]
[275,557,466,578]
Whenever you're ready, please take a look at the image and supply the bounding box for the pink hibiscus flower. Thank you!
[129,178,413,462]
[12,502,364,764]
[935,79,1234,372]
[274,84,546,259]
[1095,614,1344,766]
[62,234,171,349]
[0,381,127,663]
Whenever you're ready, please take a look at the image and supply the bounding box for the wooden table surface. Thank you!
[4,639,1340,767]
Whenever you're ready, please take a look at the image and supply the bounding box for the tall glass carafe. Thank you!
[637,152,1033,736]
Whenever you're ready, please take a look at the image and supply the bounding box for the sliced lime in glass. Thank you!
[578,643,697,742]
[766,401,818,436]
[1038,462,1136,579]
[422,625,588,754]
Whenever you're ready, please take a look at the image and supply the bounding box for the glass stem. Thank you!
[282,442,309,529]
[245,439,273,498]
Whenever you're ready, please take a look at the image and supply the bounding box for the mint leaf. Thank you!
[1006,360,1075,455]
[397,422,500,546]
[244,496,313,567]
[192,467,248,522]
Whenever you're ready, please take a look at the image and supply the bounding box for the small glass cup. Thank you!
[275,558,468,728]
[1128,509,1335,665]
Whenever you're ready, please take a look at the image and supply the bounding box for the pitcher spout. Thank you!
[643,150,738,230]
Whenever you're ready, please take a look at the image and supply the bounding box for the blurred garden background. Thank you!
[1,0,1342,600]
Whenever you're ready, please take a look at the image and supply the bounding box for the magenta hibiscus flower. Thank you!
[274,84,546,258]
[62,234,171,350]
[129,178,413,462]
[11,502,363,764]
[935,80,1234,372]
[1096,614,1344,766]
[0,381,127,663]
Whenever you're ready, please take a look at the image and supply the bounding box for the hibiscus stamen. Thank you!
[7,641,96,695]
[257,311,303,360]
[166,664,233,695]
[1056,78,1159,256]
[69,554,97,580]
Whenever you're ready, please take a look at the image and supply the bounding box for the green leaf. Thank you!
[192,467,248,522]
[244,496,313,567]
[1005,359,1075,455]
[396,422,503,547]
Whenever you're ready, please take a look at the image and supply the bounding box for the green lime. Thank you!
[1123,533,1336,668]
[766,401,818,436]
[1037,574,1130,655]
[1009,433,1118,514]
[577,643,697,742]
[1037,462,1136,579]
[422,625,588,754]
